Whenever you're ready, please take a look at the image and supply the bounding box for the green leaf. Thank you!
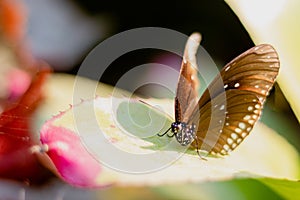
[34,73,300,187]
[153,178,285,200]
[97,177,300,200]
[259,178,300,200]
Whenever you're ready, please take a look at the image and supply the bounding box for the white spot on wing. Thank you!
[255,104,261,109]
[220,104,225,110]
[254,110,260,114]
[235,128,242,133]
[234,83,240,88]
[232,143,237,148]
[243,115,251,120]
[238,122,246,130]
[231,133,238,140]
[248,119,255,125]
[223,144,230,151]
[227,138,233,145]
[237,138,242,143]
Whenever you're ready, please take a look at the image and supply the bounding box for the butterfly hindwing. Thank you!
[190,90,263,155]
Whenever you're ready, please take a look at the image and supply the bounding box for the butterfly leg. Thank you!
[167,132,175,138]
[193,136,207,161]
[157,127,172,137]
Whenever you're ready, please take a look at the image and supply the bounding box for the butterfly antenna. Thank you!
[157,127,172,137]
[138,99,175,138]
[139,99,173,119]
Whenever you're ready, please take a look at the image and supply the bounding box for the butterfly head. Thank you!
[171,122,196,146]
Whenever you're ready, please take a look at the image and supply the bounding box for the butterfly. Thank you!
[158,33,280,156]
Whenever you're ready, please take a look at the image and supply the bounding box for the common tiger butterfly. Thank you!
[158,33,280,157]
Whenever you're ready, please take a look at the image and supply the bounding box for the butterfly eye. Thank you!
[171,122,180,133]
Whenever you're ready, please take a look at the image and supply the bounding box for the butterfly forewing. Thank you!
[189,44,279,155]
[175,61,199,122]
[220,44,279,99]
[175,33,201,123]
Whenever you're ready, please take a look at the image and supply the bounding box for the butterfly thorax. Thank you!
[171,122,196,146]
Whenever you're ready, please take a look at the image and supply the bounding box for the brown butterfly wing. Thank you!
[188,44,280,155]
[175,33,201,122]
[175,61,199,122]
